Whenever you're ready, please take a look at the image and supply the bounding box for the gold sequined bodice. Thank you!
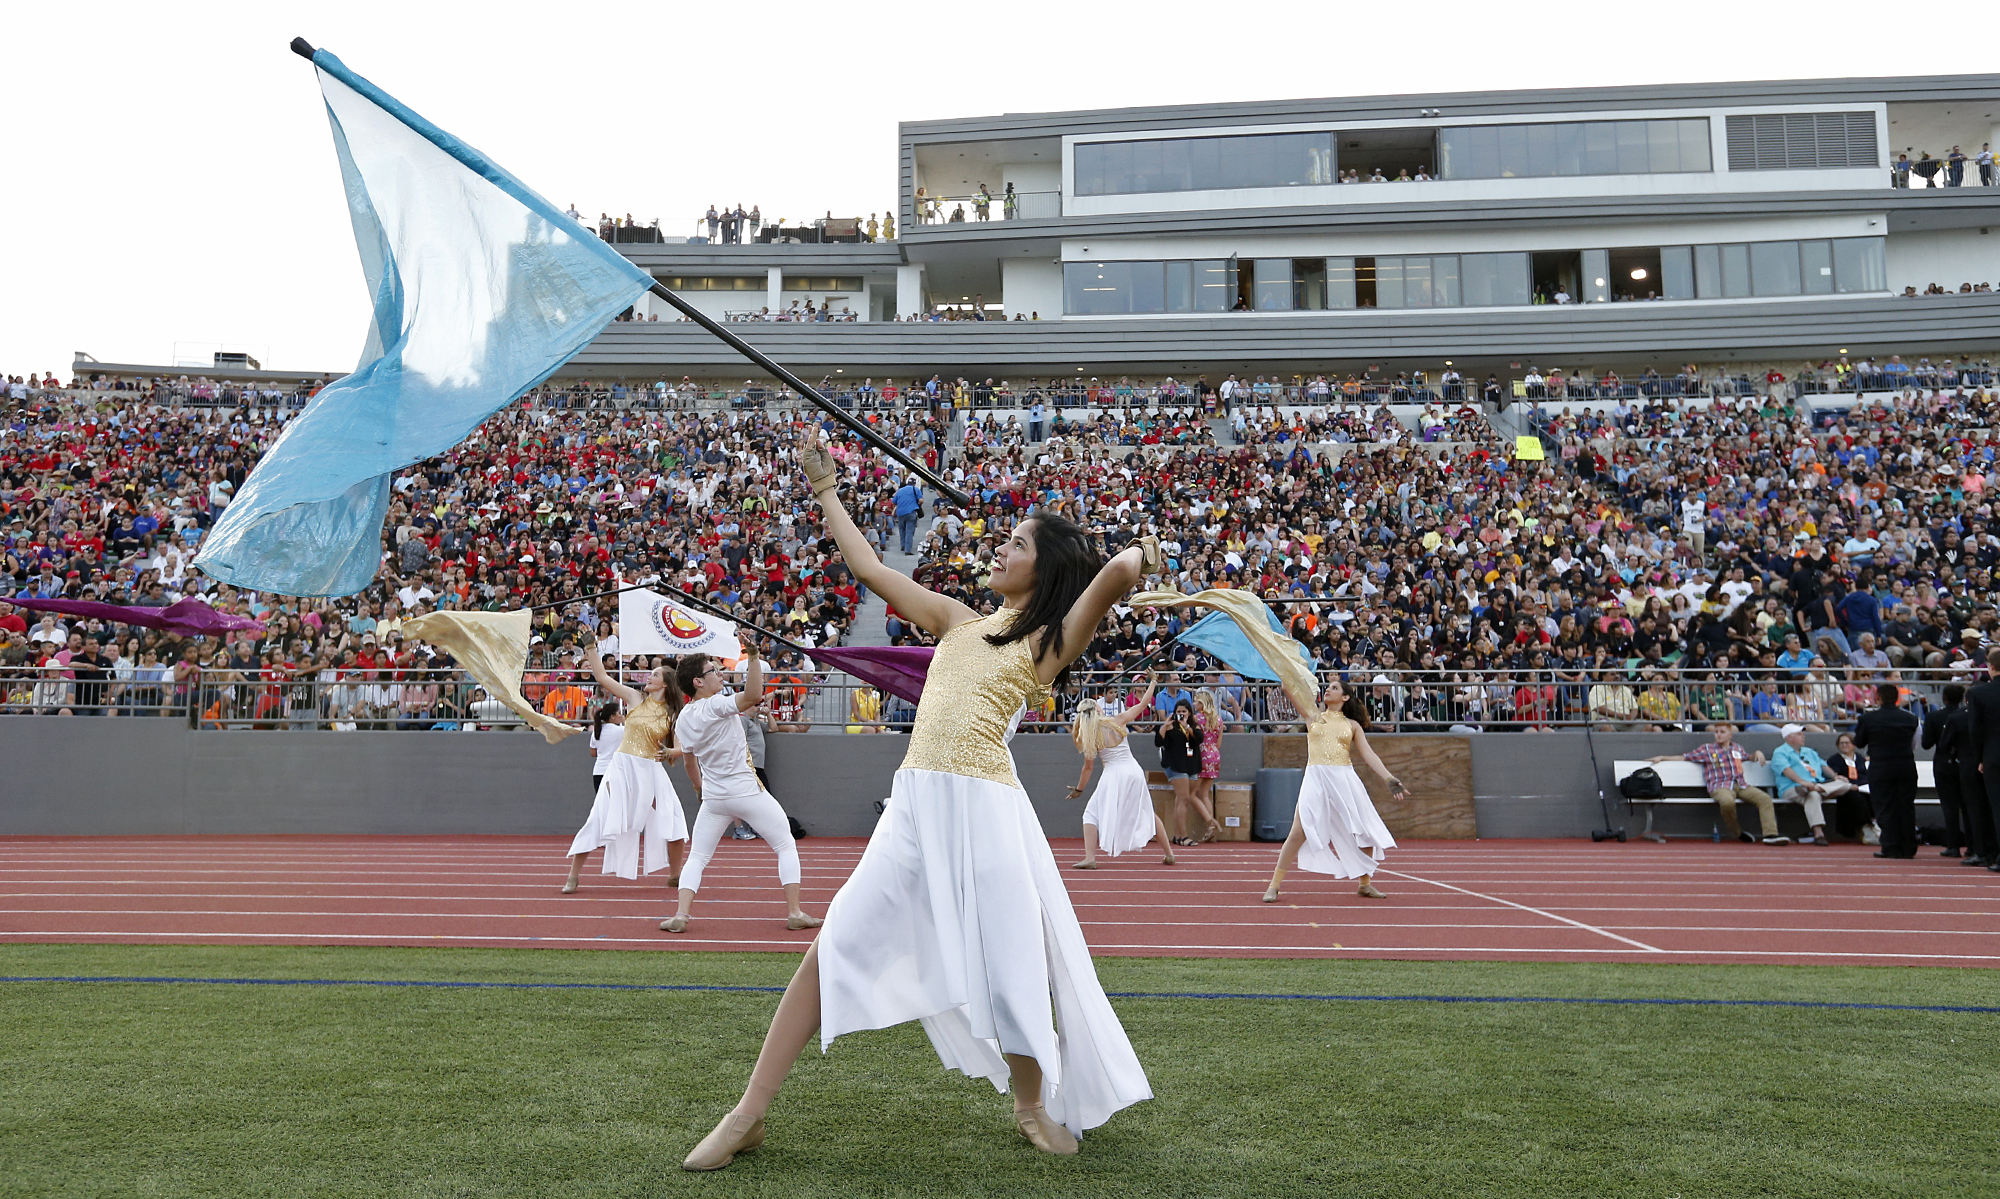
[617,698,673,759]
[900,611,1050,788]
[1307,710,1355,767]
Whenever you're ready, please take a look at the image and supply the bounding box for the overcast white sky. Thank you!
[0,0,1947,379]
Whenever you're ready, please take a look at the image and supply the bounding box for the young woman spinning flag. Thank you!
[683,430,1158,1171]
[1130,589,1408,902]
[562,650,689,892]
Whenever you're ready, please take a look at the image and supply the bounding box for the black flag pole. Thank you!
[638,280,968,506]
[287,34,968,509]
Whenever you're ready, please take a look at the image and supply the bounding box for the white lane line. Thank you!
[0,909,1571,933]
[1,892,1994,922]
[1378,869,1665,953]
[5,930,1999,963]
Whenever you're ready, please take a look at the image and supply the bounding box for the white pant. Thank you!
[1781,777,1853,827]
[678,787,800,892]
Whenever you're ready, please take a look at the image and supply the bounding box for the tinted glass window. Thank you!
[1075,132,1335,196]
[1439,118,1711,179]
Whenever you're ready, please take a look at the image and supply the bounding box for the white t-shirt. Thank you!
[590,722,625,772]
[675,691,761,800]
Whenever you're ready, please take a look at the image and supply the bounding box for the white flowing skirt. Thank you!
[818,768,1153,1136]
[1081,747,1156,857]
[1295,764,1397,879]
[566,752,690,879]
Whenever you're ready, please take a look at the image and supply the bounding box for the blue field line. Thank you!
[2,975,1996,1013]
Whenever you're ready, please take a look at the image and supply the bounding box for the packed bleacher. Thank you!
[1,371,945,724]
[8,361,2000,737]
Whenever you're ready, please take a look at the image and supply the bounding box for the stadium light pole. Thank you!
[288,36,968,508]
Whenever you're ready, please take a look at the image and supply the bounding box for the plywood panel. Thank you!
[1262,734,1476,839]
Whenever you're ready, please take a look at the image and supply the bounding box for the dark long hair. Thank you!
[1328,675,1371,729]
[984,512,1098,677]
[591,701,619,739]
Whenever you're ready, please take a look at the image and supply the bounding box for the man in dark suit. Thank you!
[1964,646,2000,872]
[1922,684,1976,858]
[1853,682,1920,859]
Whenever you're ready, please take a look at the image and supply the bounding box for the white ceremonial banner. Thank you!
[617,587,744,662]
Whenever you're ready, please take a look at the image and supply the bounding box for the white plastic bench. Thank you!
[1613,759,1938,842]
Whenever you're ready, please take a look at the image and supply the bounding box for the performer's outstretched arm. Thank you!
[1351,727,1409,800]
[798,428,972,637]
[1039,542,1153,688]
[1117,676,1157,723]
[582,640,645,709]
[732,640,765,713]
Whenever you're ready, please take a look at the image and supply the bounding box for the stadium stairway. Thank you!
[846,519,929,647]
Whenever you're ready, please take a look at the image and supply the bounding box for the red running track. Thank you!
[1,836,1996,967]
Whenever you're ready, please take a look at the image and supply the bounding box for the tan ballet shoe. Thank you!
[786,913,823,930]
[1357,882,1387,899]
[1262,884,1281,903]
[1015,1104,1079,1155]
[560,876,578,895]
[682,1109,764,1171]
[659,915,690,933]
[1161,851,1177,865]
[1070,860,1096,869]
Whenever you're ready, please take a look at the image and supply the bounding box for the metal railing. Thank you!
[912,191,1060,224]
[3,664,1971,734]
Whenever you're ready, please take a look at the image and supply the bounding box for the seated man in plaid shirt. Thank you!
[1647,723,1790,844]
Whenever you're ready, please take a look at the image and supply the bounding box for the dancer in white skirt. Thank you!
[1065,677,1175,868]
[682,430,1156,1171]
[657,642,823,935]
[561,647,689,891]
[1263,676,1408,903]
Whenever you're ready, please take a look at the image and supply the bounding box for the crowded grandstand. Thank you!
[6,360,1997,745]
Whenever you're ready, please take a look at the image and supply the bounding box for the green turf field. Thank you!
[3,945,1995,1198]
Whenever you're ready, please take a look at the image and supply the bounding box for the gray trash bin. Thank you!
[1253,768,1305,841]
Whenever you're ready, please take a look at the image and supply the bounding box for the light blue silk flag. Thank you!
[1173,609,1312,682]
[194,49,651,596]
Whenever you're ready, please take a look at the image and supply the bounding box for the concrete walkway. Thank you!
[846,524,926,647]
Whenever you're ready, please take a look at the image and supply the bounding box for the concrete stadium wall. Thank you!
[0,720,1263,840]
[0,721,1876,841]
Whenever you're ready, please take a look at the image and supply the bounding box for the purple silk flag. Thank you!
[805,645,934,705]
[11,597,265,637]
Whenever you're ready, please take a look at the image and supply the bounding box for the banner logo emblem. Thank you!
[651,602,707,642]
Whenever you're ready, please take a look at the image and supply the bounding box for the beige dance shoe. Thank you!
[682,1110,765,1171]
[1069,859,1097,869]
[786,913,823,930]
[1015,1104,1079,1155]
[1357,881,1387,899]
[1261,884,1281,903]
[659,915,690,933]
[560,877,578,895]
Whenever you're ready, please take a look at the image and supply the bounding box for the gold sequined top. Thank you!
[1307,709,1355,767]
[900,610,1050,788]
[617,698,674,759]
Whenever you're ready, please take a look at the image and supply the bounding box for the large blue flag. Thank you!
[1173,609,1313,682]
[195,49,651,596]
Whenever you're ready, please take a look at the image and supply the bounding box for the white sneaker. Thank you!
[1761,835,1792,845]
[1861,824,1881,846]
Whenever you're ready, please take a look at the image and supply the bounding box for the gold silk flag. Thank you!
[1132,588,1323,720]
[403,609,582,744]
